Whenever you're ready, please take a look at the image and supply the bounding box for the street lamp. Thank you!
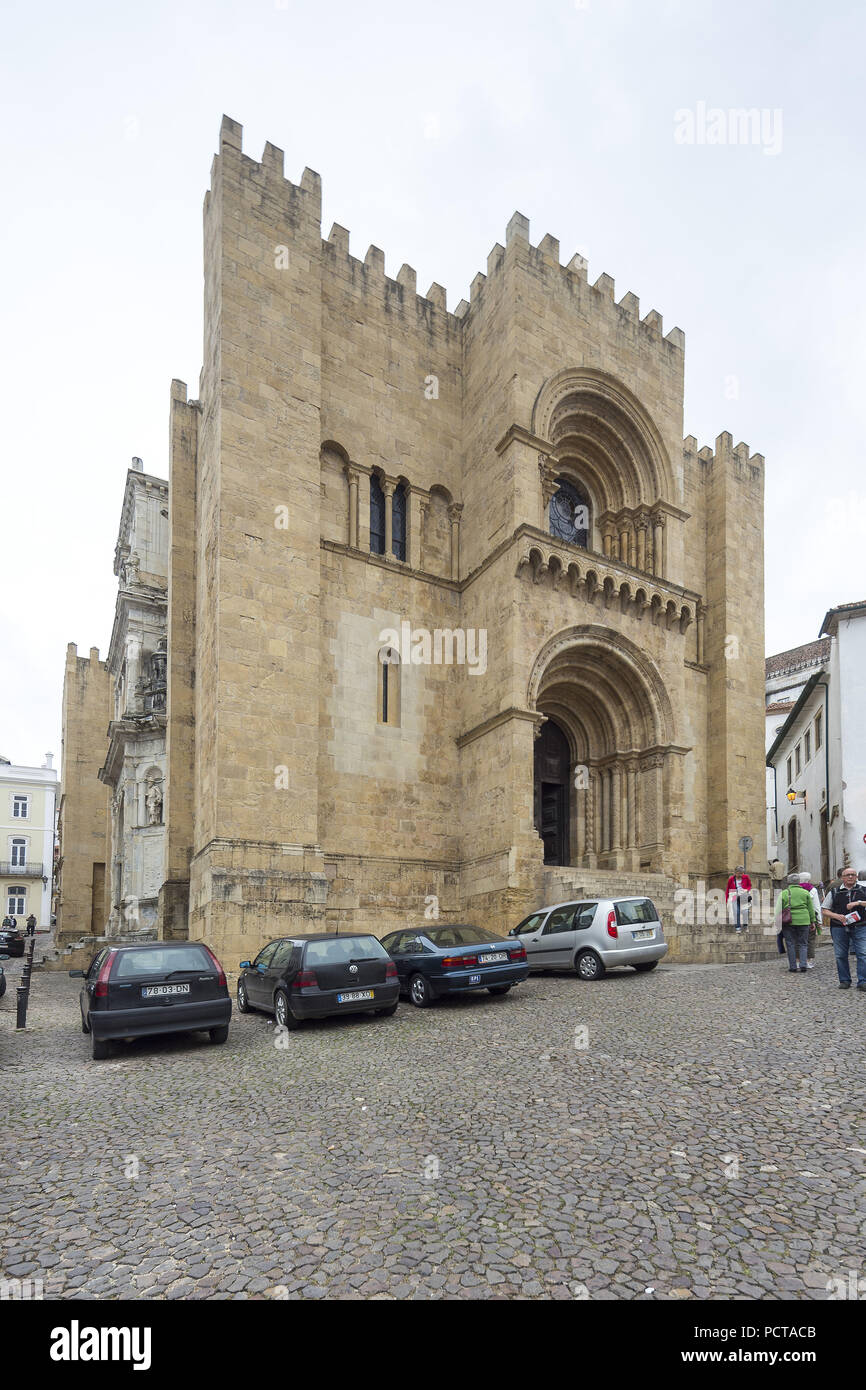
[786,787,806,807]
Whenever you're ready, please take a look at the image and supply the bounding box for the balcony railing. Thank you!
[0,862,44,878]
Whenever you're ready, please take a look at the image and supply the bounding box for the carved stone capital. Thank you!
[539,456,560,507]
[447,502,464,524]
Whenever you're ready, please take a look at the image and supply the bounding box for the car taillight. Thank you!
[292,970,317,990]
[607,911,618,939]
[509,945,527,962]
[385,962,398,980]
[94,950,116,998]
[442,954,477,969]
[202,945,226,988]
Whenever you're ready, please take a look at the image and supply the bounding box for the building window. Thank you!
[795,744,801,776]
[392,483,407,562]
[7,888,25,915]
[12,795,29,819]
[378,647,401,726]
[786,756,792,787]
[815,711,822,750]
[549,478,590,548]
[804,730,811,763]
[370,475,386,555]
[11,838,27,867]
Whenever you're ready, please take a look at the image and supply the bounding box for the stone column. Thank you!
[696,602,705,664]
[408,488,426,570]
[357,469,371,552]
[124,636,141,716]
[448,502,463,581]
[627,763,638,848]
[539,456,559,530]
[612,762,623,853]
[627,527,636,569]
[345,464,360,548]
[602,524,615,559]
[636,516,648,571]
[618,524,629,565]
[600,767,610,854]
[382,478,395,558]
[652,514,666,578]
[586,769,597,866]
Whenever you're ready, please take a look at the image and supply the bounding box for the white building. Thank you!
[764,639,829,863]
[766,601,866,886]
[0,754,59,927]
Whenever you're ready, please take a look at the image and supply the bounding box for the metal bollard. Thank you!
[16,985,27,1030]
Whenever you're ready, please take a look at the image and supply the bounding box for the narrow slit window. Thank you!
[378,647,401,726]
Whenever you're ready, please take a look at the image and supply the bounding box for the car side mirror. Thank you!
[239,960,251,970]
[68,969,85,978]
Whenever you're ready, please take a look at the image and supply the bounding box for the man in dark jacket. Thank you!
[26,914,36,936]
[821,868,866,990]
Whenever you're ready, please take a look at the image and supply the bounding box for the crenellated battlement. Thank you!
[209,118,686,351]
[684,431,765,476]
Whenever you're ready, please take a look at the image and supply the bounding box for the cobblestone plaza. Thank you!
[2,954,863,1301]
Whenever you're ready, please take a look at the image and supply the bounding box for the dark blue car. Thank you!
[380,923,529,1007]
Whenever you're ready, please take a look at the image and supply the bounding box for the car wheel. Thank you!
[209,1025,229,1043]
[237,980,251,1013]
[634,962,658,973]
[91,1036,111,1060]
[575,949,605,981]
[274,988,301,1030]
[375,1002,399,1016]
[409,973,434,1008]
[488,985,511,996]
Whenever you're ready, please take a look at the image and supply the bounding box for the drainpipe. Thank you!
[817,679,830,872]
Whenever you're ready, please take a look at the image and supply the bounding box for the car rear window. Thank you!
[614,899,658,926]
[113,946,214,978]
[304,937,388,966]
[425,925,499,947]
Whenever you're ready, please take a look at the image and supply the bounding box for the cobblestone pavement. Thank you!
[1,949,864,1300]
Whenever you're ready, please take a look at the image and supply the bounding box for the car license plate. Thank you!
[468,973,481,985]
[633,929,654,940]
[142,983,190,998]
[337,989,374,1003]
[481,952,507,964]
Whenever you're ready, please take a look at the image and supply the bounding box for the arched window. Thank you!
[392,484,407,561]
[370,475,386,555]
[549,478,590,548]
[378,647,401,726]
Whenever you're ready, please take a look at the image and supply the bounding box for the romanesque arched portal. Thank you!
[528,626,676,872]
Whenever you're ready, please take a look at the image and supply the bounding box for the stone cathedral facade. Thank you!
[77,116,771,964]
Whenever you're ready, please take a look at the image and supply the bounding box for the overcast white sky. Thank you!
[2,0,864,767]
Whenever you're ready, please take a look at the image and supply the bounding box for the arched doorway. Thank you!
[529,627,676,872]
[534,719,570,865]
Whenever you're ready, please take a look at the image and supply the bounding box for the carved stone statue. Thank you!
[146,782,163,825]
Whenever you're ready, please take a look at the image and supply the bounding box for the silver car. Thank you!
[509,897,668,980]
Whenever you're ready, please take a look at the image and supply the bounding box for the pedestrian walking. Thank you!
[775,874,817,973]
[797,872,823,969]
[26,913,36,936]
[725,868,752,932]
[1,915,11,930]
[821,867,866,990]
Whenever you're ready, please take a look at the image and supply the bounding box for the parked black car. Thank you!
[237,933,400,1029]
[0,926,25,958]
[0,958,7,997]
[380,924,529,1007]
[70,941,232,1060]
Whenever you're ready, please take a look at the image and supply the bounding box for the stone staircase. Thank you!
[537,866,778,965]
